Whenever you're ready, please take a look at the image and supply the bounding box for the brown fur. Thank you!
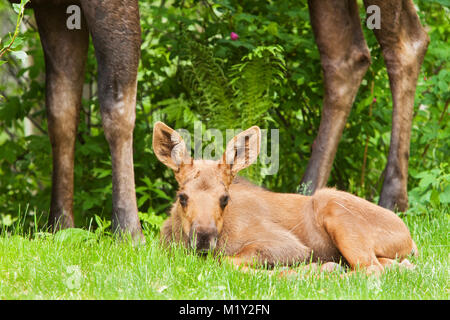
[154,122,417,274]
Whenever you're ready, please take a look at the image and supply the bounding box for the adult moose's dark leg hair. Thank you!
[80,0,144,241]
[301,0,371,194]
[363,0,429,211]
[34,4,89,230]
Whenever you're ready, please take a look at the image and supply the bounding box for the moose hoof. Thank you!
[365,265,383,276]
[277,268,299,278]
[320,262,344,273]
[400,259,415,270]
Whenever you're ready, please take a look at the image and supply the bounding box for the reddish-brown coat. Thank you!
[154,122,417,273]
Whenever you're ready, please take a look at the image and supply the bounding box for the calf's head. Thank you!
[152,121,261,252]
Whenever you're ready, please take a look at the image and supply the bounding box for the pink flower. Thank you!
[373,97,377,103]
[230,32,239,41]
[424,76,427,81]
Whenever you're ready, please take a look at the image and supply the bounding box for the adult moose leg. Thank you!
[300,0,371,194]
[80,0,144,241]
[363,0,429,211]
[34,4,89,230]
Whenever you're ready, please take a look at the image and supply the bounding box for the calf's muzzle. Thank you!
[189,222,218,253]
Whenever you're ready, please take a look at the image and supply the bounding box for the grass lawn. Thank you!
[0,207,448,300]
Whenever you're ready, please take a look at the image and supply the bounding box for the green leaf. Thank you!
[9,36,23,49]
[440,185,450,203]
[430,189,440,207]
[0,214,18,227]
[10,50,27,62]
[418,174,435,189]
[12,3,21,14]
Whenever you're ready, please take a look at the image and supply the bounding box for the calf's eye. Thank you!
[219,195,229,210]
[178,193,188,207]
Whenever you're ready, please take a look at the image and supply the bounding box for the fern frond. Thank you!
[230,45,286,128]
[180,36,236,129]
[178,40,286,184]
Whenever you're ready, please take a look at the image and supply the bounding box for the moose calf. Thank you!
[153,122,417,274]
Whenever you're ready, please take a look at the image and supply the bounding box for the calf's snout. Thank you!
[189,222,218,252]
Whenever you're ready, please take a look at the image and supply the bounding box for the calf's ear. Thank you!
[222,126,261,176]
[152,121,191,171]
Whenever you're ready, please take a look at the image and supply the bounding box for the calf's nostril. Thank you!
[189,223,219,251]
[194,232,217,251]
[197,233,210,248]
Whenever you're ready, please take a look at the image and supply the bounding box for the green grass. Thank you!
[0,207,448,300]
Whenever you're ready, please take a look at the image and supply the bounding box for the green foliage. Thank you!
[0,0,448,231]
[408,163,450,214]
[176,39,286,182]
[179,36,234,128]
[0,0,29,65]
[230,45,286,128]
[139,210,166,235]
[179,38,285,130]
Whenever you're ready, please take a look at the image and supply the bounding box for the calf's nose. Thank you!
[189,223,218,252]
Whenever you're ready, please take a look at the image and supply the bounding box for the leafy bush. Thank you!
[408,163,450,214]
